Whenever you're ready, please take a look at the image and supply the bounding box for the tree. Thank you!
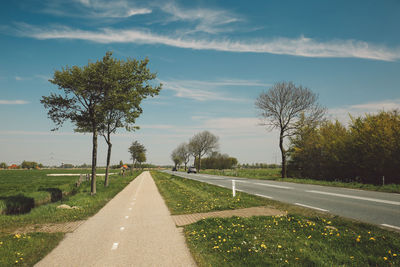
[255,81,325,178]
[128,141,146,169]
[175,142,191,170]
[137,152,146,169]
[0,162,8,169]
[41,55,108,195]
[74,52,161,187]
[171,148,182,169]
[188,131,219,173]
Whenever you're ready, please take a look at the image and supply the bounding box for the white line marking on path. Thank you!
[125,216,129,219]
[295,203,329,212]
[255,194,273,199]
[111,243,119,250]
[381,224,400,231]
[255,183,293,189]
[128,207,132,211]
[120,227,125,231]
[306,190,400,206]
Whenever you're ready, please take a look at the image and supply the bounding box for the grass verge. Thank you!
[151,171,270,215]
[200,169,400,193]
[153,171,400,266]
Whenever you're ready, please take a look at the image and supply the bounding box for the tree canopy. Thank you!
[188,131,219,172]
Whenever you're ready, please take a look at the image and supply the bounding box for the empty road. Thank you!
[164,170,400,231]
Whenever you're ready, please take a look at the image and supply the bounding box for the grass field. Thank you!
[200,168,400,193]
[153,171,400,266]
[0,169,140,266]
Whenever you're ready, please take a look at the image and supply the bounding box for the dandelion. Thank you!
[383,257,388,261]
[369,237,376,241]
[350,256,354,260]
[278,245,282,248]
[261,243,267,249]
[308,235,312,239]
[393,254,397,257]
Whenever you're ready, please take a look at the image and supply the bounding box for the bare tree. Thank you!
[176,142,191,171]
[188,131,219,172]
[255,81,325,178]
[171,148,182,169]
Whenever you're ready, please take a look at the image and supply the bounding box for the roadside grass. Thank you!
[200,168,400,193]
[151,171,270,215]
[0,232,64,266]
[0,170,140,266]
[185,216,400,266]
[153,171,400,266]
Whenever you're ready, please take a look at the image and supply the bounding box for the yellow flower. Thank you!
[261,243,267,249]
[393,254,397,257]
[350,256,354,260]
[277,245,282,248]
[369,237,375,241]
[308,235,312,239]
[383,257,388,261]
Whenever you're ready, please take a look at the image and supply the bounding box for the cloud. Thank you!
[43,0,151,19]
[15,24,400,61]
[160,2,241,34]
[329,99,400,123]
[0,100,29,105]
[161,78,262,101]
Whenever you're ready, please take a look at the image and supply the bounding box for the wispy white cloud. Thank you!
[160,2,241,34]
[43,0,151,19]
[0,100,29,105]
[161,78,261,101]
[329,99,400,123]
[15,24,400,61]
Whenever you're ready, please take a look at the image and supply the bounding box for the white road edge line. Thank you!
[295,203,329,212]
[306,190,400,206]
[255,194,273,199]
[111,243,119,250]
[255,183,293,189]
[381,224,400,231]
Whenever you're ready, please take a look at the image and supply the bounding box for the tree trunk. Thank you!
[91,125,98,195]
[198,154,201,173]
[104,138,112,187]
[279,131,287,178]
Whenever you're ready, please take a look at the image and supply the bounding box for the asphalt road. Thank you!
[164,170,400,231]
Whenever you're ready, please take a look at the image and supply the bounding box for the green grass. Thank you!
[185,216,400,266]
[200,168,400,193]
[151,171,271,215]
[153,171,400,266]
[0,169,120,214]
[0,232,64,266]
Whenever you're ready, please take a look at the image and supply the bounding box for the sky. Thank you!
[0,0,399,167]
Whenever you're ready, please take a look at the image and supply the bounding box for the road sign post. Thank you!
[232,180,236,197]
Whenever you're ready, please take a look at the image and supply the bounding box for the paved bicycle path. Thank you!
[36,171,196,267]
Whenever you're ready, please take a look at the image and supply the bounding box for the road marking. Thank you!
[111,243,119,250]
[295,203,329,212]
[255,194,273,199]
[128,207,132,211]
[120,227,125,231]
[306,190,400,206]
[381,224,400,231]
[125,216,129,219]
[255,183,293,189]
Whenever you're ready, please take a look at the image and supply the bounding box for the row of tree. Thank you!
[287,110,400,184]
[41,52,161,194]
[0,162,44,169]
[171,131,220,172]
[200,152,238,170]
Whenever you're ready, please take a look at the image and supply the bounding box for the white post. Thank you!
[232,180,236,197]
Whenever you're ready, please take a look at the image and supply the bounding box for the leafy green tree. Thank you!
[21,161,39,169]
[75,52,161,187]
[256,82,325,178]
[0,162,8,169]
[137,152,146,169]
[128,141,146,169]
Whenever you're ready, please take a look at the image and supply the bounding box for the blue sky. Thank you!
[0,0,399,166]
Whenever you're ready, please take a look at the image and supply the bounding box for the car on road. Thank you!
[187,167,197,173]
[172,167,177,171]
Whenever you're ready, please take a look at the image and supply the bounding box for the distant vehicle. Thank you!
[172,167,177,171]
[187,166,197,173]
